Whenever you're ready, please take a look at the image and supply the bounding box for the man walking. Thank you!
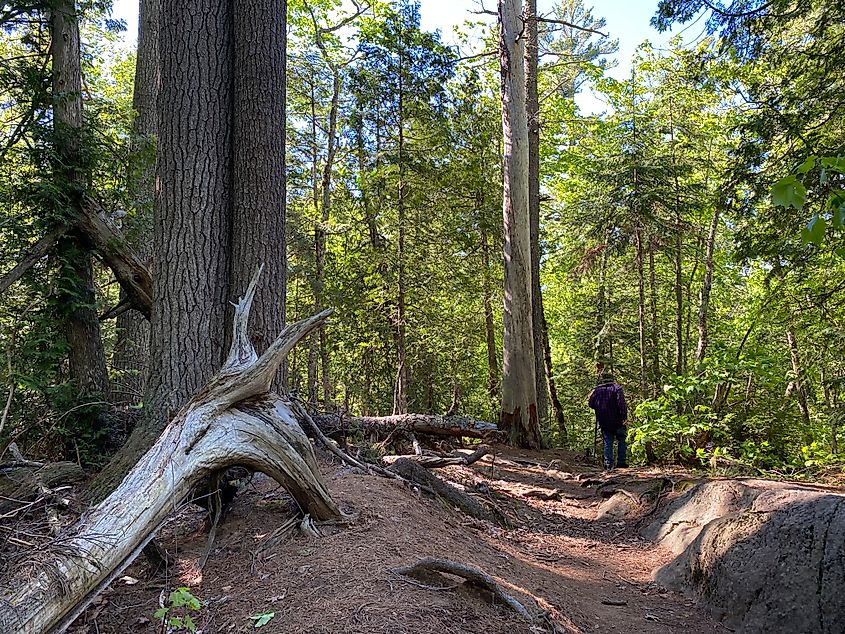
[589,372,629,470]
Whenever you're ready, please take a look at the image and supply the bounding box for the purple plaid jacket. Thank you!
[588,382,628,431]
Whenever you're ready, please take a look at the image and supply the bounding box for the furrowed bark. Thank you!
[112,0,159,403]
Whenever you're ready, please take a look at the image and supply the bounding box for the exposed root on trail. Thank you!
[392,557,533,621]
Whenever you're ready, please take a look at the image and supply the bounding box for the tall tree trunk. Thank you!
[393,51,408,415]
[648,238,660,394]
[230,0,287,385]
[694,205,720,371]
[499,0,540,448]
[594,238,610,369]
[91,0,234,498]
[480,225,499,418]
[52,0,110,409]
[786,325,811,428]
[307,79,320,405]
[354,119,379,250]
[524,0,547,424]
[631,96,647,395]
[146,0,232,422]
[112,0,159,406]
[541,311,567,441]
[669,100,684,376]
[316,70,340,406]
[636,222,648,395]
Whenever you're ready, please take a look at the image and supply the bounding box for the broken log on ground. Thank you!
[0,461,85,516]
[382,445,490,469]
[388,457,502,525]
[0,268,342,634]
[313,412,504,442]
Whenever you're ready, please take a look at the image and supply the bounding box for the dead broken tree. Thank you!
[382,444,490,469]
[0,271,341,634]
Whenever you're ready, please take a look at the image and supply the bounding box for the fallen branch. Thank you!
[0,462,86,515]
[291,400,435,495]
[0,225,68,296]
[77,194,152,318]
[388,458,500,525]
[382,445,490,469]
[0,196,153,319]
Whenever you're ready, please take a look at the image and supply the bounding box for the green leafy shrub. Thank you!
[153,587,202,633]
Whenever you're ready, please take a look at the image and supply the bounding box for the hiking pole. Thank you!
[593,419,599,464]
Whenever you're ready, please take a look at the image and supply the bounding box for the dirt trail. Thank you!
[73,446,724,634]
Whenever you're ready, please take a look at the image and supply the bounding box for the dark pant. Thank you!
[601,426,627,468]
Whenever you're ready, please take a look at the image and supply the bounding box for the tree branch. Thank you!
[0,225,68,296]
[535,16,607,37]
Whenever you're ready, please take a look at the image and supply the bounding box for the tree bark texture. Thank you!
[480,226,500,419]
[524,0,547,424]
[52,0,110,403]
[98,0,289,497]
[498,0,540,448]
[231,0,287,370]
[146,0,233,424]
[0,283,340,634]
[112,0,159,405]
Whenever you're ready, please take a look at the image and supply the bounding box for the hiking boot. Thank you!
[616,463,629,469]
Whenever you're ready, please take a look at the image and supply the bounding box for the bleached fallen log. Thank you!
[314,413,504,441]
[0,268,341,634]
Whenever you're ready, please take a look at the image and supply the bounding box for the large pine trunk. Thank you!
[0,283,341,634]
[498,0,540,448]
[112,0,159,405]
[90,0,234,499]
[145,0,233,424]
[231,0,287,368]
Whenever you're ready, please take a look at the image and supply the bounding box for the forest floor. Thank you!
[70,446,730,634]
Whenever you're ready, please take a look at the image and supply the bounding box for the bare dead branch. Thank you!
[0,225,68,296]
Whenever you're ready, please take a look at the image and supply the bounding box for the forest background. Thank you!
[1,0,844,476]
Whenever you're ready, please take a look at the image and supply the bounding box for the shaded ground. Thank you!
[69,446,725,634]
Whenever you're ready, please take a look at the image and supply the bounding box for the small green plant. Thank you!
[154,587,202,633]
[250,611,276,628]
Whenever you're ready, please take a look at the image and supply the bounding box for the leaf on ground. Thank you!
[250,611,275,628]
